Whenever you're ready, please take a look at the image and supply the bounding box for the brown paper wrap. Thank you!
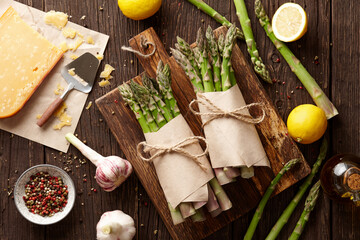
[197,85,270,168]
[143,115,214,208]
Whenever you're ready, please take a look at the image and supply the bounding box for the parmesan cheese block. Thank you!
[0,7,63,118]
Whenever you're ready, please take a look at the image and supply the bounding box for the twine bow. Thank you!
[137,136,209,171]
[121,35,156,58]
[189,93,266,127]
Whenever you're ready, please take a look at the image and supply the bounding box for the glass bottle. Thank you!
[320,154,360,206]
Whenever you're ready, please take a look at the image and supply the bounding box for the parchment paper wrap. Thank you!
[197,85,270,168]
[0,0,109,152]
[144,115,214,209]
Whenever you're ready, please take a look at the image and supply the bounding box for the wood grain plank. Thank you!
[331,0,360,240]
[96,26,310,240]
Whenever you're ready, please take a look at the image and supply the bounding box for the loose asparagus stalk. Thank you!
[244,158,300,240]
[176,37,201,76]
[168,203,185,225]
[209,178,232,211]
[265,138,328,240]
[221,24,237,91]
[185,0,245,40]
[157,61,181,117]
[197,28,215,92]
[118,83,151,133]
[288,180,321,240]
[129,81,164,130]
[233,0,271,84]
[255,0,338,119]
[170,48,205,93]
[142,74,173,122]
[205,26,222,91]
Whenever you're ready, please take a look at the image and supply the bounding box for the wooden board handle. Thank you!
[37,97,63,127]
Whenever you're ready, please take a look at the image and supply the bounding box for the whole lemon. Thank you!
[118,0,162,20]
[287,104,327,144]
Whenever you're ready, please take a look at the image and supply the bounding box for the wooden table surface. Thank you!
[0,0,359,239]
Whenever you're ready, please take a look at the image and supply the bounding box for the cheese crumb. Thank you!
[70,54,78,60]
[98,79,110,87]
[36,114,42,119]
[68,68,76,76]
[58,41,69,52]
[80,15,86,20]
[100,64,115,78]
[53,102,72,130]
[77,32,84,38]
[69,37,84,51]
[96,54,104,60]
[62,27,77,39]
[54,83,64,95]
[85,101,93,110]
[86,36,95,45]
[44,10,68,29]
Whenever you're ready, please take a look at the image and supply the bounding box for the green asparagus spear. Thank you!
[129,80,161,132]
[233,0,271,83]
[197,28,215,92]
[170,47,205,93]
[206,26,222,91]
[156,61,181,117]
[255,0,338,119]
[142,73,173,122]
[118,83,151,133]
[221,24,237,91]
[168,203,185,225]
[175,37,201,76]
[217,34,225,56]
[288,180,321,240]
[185,0,245,40]
[266,138,328,240]
[218,32,237,87]
[244,158,300,240]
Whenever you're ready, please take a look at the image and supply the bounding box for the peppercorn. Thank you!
[23,172,68,217]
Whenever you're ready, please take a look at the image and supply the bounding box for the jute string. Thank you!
[189,93,266,127]
[121,35,156,58]
[137,136,209,172]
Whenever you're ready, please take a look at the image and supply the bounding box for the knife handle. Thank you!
[37,97,64,127]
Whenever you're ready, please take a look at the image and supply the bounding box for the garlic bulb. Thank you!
[96,210,136,240]
[65,133,133,192]
[96,156,133,192]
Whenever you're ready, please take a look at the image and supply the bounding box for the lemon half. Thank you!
[287,104,327,144]
[272,3,308,42]
[118,0,162,21]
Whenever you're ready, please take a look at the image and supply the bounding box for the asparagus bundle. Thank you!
[185,0,338,119]
[119,60,232,225]
[171,26,269,185]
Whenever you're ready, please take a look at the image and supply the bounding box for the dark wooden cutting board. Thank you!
[95,27,311,240]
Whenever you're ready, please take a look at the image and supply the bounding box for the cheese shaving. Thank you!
[69,37,84,51]
[44,10,68,29]
[68,68,76,76]
[54,83,64,95]
[62,27,77,39]
[58,41,69,52]
[98,79,110,87]
[100,64,115,78]
[85,101,93,110]
[53,102,72,130]
[86,36,95,45]
[70,54,78,60]
[96,54,104,60]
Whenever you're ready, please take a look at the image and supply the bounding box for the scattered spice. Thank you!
[154,230,158,235]
[23,171,68,217]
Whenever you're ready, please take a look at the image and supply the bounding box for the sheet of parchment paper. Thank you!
[144,115,214,209]
[0,0,109,152]
[198,85,270,168]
